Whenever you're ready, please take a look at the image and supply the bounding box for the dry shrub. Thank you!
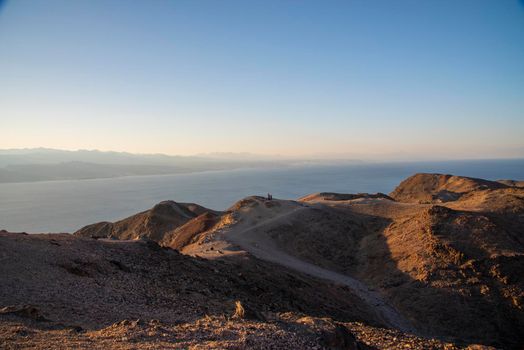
[232,301,245,319]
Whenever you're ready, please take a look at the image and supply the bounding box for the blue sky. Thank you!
[1,0,523,159]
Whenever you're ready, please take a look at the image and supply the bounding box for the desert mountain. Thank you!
[3,173,524,348]
[74,201,220,242]
[0,148,293,183]
[298,192,393,202]
[389,173,508,203]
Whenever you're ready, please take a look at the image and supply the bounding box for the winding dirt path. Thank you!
[221,205,417,334]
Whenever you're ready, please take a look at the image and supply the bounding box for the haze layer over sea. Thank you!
[1,159,523,233]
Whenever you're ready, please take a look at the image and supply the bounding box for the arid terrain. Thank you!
[1,173,523,349]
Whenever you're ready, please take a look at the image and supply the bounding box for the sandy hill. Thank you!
[74,200,220,242]
[389,173,508,203]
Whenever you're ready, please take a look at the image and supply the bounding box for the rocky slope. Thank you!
[1,230,454,349]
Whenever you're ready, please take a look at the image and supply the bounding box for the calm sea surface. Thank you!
[1,159,523,233]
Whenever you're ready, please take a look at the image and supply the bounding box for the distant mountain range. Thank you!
[0,148,280,183]
[0,148,275,166]
[0,148,362,183]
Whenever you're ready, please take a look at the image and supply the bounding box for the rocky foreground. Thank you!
[1,173,523,349]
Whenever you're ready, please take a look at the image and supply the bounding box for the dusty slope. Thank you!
[1,231,380,327]
[0,230,459,349]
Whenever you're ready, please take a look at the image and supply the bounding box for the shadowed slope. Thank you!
[160,211,221,250]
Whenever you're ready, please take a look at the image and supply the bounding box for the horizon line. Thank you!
[1,146,524,163]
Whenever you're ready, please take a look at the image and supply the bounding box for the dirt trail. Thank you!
[222,204,417,334]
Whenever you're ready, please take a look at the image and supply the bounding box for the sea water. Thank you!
[0,159,522,233]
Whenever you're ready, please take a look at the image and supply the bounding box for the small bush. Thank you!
[232,301,245,319]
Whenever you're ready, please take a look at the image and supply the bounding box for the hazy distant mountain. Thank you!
[0,148,372,183]
[0,148,291,183]
[195,152,286,161]
[0,148,212,166]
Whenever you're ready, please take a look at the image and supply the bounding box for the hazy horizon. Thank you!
[2,146,524,162]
